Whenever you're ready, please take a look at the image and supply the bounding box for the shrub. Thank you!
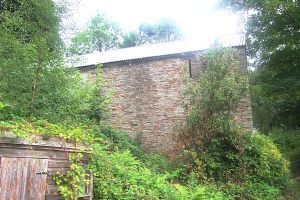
[243,133,291,188]
[141,153,174,173]
[268,129,300,176]
[90,143,233,200]
[224,181,282,200]
[174,184,230,200]
[90,145,178,199]
[91,125,144,157]
[173,47,291,198]
[174,129,291,199]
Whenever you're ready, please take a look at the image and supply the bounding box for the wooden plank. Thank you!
[48,160,70,168]
[0,143,90,154]
[0,135,79,149]
[47,176,56,185]
[0,147,90,161]
[0,147,69,159]
[28,158,48,199]
[0,157,30,199]
[48,167,68,176]
[46,184,59,195]
[46,195,62,200]
[88,173,93,200]
[0,157,48,200]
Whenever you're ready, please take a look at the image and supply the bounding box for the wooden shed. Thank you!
[0,134,92,200]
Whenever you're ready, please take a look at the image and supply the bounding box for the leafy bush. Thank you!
[244,133,291,188]
[173,47,291,199]
[90,144,231,200]
[91,125,144,157]
[177,47,248,151]
[268,129,300,177]
[141,153,174,173]
[90,146,174,199]
[177,128,290,198]
[0,1,111,124]
[223,181,282,200]
[174,184,230,200]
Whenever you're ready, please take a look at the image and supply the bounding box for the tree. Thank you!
[0,0,103,123]
[220,0,300,129]
[69,13,123,54]
[120,31,141,48]
[174,48,290,196]
[0,0,62,117]
[120,18,183,48]
[177,47,248,151]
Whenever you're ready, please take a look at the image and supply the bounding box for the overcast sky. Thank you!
[61,0,243,43]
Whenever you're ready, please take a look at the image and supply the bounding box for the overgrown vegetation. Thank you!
[220,0,300,129]
[1,46,291,199]
[0,0,296,199]
[173,47,291,199]
[0,119,230,200]
[220,1,300,197]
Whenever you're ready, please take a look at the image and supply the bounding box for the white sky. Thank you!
[62,0,242,43]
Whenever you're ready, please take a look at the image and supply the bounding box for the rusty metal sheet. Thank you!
[0,157,48,200]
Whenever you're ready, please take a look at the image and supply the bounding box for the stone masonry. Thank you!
[79,46,253,151]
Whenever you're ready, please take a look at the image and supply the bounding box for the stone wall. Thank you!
[80,46,253,151]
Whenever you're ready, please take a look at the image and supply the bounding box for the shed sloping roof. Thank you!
[69,34,245,67]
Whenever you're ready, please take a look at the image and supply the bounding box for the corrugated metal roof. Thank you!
[68,34,245,67]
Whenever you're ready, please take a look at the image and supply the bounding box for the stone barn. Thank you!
[73,35,253,152]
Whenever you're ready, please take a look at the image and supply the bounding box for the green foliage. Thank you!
[1,48,110,123]
[69,13,123,55]
[68,31,94,55]
[0,0,62,50]
[2,117,289,199]
[141,153,174,174]
[53,153,89,200]
[121,18,183,48]
[284,180,300,200]
[91,146,171,199]
[177,47,248,151]
[70,16,182,51]
[92,125,144,156]
[224,181,281,200]
[173,184,230,200]
[3,119,231,200]
[175,47,291,199]
[0,119,94,143]
[120,31,141,48]
[138,18,182,44]
[249,74,274,130]
[0,119,94,199]
[90,143,231,200]
[86,67,113,122]
[244,134,290,188]
[0,66,97,123]
[0,0,105,123]
[220,0,300,129]
[267,129,300,177]
[0,0,61,117]
[176,129,291,192]
[0,102,4,111]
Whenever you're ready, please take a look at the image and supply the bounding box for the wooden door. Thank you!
[0,157,48,200]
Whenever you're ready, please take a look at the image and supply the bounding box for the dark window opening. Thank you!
[188,60,192,78]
